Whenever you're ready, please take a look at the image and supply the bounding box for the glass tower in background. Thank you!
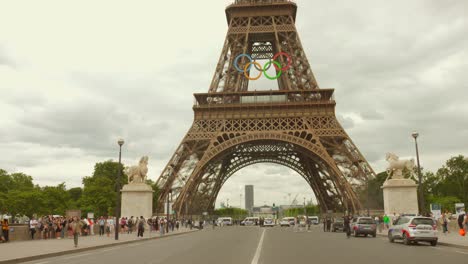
[245,185,254,213]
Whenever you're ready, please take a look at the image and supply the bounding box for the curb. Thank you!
[377,233,468,250]
[0,230,198,264]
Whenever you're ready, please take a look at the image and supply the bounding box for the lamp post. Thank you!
[115,138,124,240]
[412,132,425,215]
[166,189,172,233]
[366,177,370,216]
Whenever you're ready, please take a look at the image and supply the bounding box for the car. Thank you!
[280,217,295,227]
[388,216,438,246]
[331,218,344,232]
[350,217,377,237]
[263,218,275,227]
[242,217,259,226]
[308,216,319,225]
[217,217,233,226]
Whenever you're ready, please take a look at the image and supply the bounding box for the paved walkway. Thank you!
[377,229,468,248]
[0,228,196,263]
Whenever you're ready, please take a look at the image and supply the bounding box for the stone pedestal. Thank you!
[121,183,153,218]
[382,179,419,215]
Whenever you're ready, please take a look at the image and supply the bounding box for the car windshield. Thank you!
[412,218,434,226]
[334,219,344,223]
[358,218,375,224]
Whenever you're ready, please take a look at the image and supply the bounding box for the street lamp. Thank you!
[166,189,172,233]
[412,132,425,215]
[115,138,124,240]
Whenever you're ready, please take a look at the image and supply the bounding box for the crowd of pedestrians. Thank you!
[0,214,193,247]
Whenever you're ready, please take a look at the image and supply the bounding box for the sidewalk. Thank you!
[0,228,196,264]
[377,229,468,249]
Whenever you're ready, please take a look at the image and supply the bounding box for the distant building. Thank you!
[245,185,254,213]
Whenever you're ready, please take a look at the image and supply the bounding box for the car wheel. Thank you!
[430,240,437,247]
[388,232,394,243]
[403,233,410,245]
[372,232,376,238]
[354,230,358,237]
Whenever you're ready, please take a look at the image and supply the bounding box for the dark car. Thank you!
[350,217,377,237]
[331,218,344,232]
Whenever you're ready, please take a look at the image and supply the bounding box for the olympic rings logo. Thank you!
[233,52,292,80]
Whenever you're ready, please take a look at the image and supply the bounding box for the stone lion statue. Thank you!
[385,153,415,180]
[125,156,149,184]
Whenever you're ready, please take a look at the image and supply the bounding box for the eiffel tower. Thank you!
[156,0,375,215]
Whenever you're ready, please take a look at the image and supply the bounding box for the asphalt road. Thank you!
[21,225,468,264]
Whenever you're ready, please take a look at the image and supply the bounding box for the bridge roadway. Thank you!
[22,226,468,264]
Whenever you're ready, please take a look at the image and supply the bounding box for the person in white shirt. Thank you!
[29,217,38,240]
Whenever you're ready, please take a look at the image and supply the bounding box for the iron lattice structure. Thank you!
[156,0,375,215]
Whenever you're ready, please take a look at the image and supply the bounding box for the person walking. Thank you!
[2,218,9,242]
[29,217,38,240]
[97,216,105,236]
[374,216,380,233]
[128,216,134,234]
[439,213,449,235]
[383,214,390,230]
[70,217,83,248]
[344,215,351,238]
[137,216,145,238]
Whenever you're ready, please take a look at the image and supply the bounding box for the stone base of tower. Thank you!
[121,183,153,218]
[382,179,419,216]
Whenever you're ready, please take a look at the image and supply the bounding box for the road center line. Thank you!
[251,229,266,264]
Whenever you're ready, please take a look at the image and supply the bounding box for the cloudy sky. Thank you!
[0,0,467,209]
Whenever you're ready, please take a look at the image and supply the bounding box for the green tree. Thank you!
[79,160,126,217]
[146,179,160,214]
[435,155,468,205]
[41,183,71,216]
[214,207,248,220]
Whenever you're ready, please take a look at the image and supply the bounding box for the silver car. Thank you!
[388,216,438,246]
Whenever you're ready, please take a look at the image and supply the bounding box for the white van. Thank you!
[309,216,319,225]
[217,217,233,226]
[241,217,259,226]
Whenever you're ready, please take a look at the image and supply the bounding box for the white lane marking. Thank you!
[62,252,92,260]
[251,229,266,264]
[34,262,50,264]
[456,251,468,255]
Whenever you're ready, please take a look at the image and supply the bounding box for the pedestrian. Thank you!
[439,213,449,235]
[1,218,9,242]
[70,217,83,248]
[128,216,134,234]
[88,218,94,236]
[29,217,38,240]
[160,218,165,235]
[137,216,145,237]
[457,209,465,230]
[383,214,389,229]
[343,215,351,238]
[106,216,114,237]
[326,217,332,232]
[120,217,127,234]
[464,212,468,233]
[374,216,380,233]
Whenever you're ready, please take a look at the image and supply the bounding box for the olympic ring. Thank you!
[234,54,253,72]
[272,52,292,71]
[244,62,263,81]
[263,61,282,80]
[233,52,292,80]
